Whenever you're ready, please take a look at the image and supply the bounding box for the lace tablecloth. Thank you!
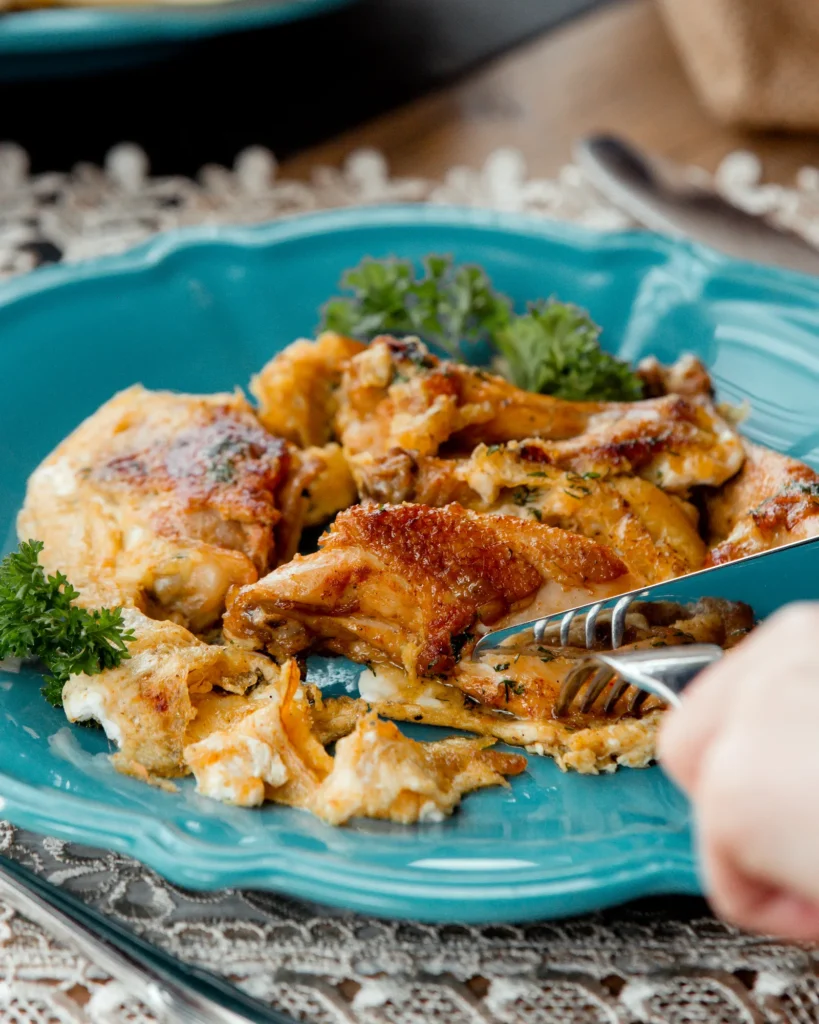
[1,143,819,1024]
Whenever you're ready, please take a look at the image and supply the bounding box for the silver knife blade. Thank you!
[574,135,819,277]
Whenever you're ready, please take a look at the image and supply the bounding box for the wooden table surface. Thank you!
[283,0,819,185]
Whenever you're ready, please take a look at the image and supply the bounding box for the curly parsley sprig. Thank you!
[0,540,135,707]
[494,299,645,401]
[322,255,511,362]
[320,255,643,402]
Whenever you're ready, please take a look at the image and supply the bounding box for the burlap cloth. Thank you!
[658,0,819,129]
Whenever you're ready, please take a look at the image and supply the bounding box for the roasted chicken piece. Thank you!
[354,441,706,584]
[636,353,713,398]
[18,385,327,632]
[336,337,744,492]
[251,332,366,447]
[224,502,637,678]
[360,597,753,773]
[705,441,819,564]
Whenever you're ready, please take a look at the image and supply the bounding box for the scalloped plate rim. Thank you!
[3,204,819,307]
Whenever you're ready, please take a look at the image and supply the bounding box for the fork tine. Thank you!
[559,610,578,647]
[584,603,602,649]
[555,661,595,717]
[601,675,631,714]
[626,687,650,714]
[610,594,636,649]
[579,666,616,713]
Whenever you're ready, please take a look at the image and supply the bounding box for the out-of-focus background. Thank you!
[4,0,819,183]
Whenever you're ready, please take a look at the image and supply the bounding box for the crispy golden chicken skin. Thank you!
[224,502,637,678]
[353,441,706,584]
[251,332,366,447]
[17,385,326,632]
[335,337,745,492]
[705,441,819,564]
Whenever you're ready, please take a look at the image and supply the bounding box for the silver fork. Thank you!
[553,643,723,717]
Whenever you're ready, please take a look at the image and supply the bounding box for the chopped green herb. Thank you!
[501,679,526,701]
[511,486,536,506]
[530,508,543,521]
[493,662,510,672]
[0,540,135,708]
[203,435,251,484]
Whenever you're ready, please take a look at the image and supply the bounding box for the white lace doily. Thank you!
[1,143,818,1024]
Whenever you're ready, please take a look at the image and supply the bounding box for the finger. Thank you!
[658,658,736,795]
[701,835,819,941]
[659,603,819,796]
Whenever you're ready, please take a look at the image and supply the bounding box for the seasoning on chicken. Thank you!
[359,597,753,774]
[18,385,319,632]
[353,441,706,584]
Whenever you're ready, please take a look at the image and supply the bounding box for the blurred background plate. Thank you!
[0,0,355,80]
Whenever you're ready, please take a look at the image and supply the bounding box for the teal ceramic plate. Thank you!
[1,206,818,924]
[0,0,354,80]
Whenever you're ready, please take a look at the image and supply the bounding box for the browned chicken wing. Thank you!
[224,502,637,678]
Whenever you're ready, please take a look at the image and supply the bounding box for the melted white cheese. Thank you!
[34,458,77,497]
[189,734,288,807]
[62,686,123,747]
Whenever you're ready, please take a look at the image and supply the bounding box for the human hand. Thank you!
[659,603,819,940]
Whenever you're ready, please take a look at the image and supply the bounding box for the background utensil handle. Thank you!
[0,858,282,1024]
